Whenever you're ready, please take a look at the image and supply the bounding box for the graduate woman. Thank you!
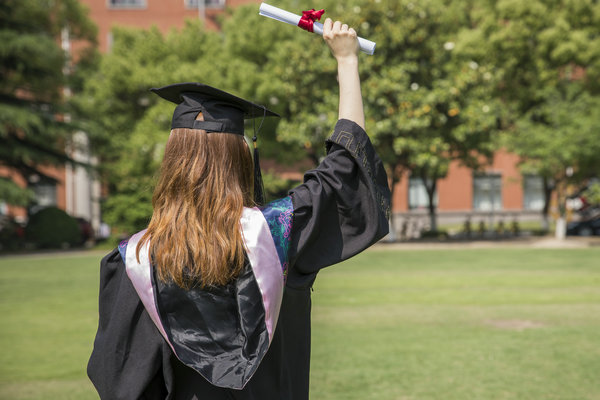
[88,18,390,400]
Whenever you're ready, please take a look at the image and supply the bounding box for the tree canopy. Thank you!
[0,0,97,207]
[76,0,600,236]
[472,0,600,234]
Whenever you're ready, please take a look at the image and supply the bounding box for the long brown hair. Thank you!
[136,118,254,289]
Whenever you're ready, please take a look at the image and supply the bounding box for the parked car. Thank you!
[76,217,95,244]
[567,217,600,236]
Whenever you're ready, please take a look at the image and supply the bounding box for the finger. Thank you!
[348,27,357,37]
[341,24,349,32]
[332,20,342,33]
[323,18,333,36]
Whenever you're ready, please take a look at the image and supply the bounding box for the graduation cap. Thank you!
[150,82,279,205]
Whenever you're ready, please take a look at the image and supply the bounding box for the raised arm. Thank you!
[284,20,390,283]
[323,18,365,130]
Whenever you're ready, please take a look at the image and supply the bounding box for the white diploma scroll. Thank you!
[259,3,376,55]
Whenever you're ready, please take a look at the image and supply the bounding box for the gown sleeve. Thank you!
[288,118,391,277]
[87,249,174,400]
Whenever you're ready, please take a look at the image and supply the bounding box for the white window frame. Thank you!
[29,180,57,215]
[408,176,438,210]
[107,0,147,9]
[473,173,502,211]
[523,174,545,211]
[185,0,226,9]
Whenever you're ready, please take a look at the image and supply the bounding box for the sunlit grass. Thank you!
[0,252,102,399]
[0,248,598,399]
[310,249,600,400]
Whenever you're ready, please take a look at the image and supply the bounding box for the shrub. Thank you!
[25,207,81,248]
[420,229,449,240]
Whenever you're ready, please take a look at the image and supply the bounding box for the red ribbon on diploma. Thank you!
[297,9,325,33]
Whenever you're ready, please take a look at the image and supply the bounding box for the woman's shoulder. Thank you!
[101,246,124,267]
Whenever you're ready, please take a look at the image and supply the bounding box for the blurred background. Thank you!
[1,0,599,248]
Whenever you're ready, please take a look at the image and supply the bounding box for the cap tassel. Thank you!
[252,105,267,206]
[253,136,265,206]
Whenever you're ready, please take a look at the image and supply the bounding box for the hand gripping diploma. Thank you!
[259,3,376,55]
[323,18,365,130]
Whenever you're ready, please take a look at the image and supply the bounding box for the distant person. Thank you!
[511,218,520,236]
[88,19,390,399]
[98,222,110,240]
[463,217,472,239]
[496,220,505,236]
[478,220,486,238]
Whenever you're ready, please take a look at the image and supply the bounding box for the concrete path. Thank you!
[374,236,600,250]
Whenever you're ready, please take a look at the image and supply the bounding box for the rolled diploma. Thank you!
[259,3,376,55]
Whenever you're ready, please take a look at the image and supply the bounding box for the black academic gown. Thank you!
[88,119,391,400]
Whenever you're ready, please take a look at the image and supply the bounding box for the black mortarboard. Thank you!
[150,82,279,205]
[150,82,279,135]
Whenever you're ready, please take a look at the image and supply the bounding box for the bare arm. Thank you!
[322,18,365,130]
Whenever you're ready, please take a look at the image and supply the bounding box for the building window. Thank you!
[523,175,545,211]
[408,177,438,210]
[473,174,502,211]
[29,179,57,215]
[185,0,226,9]
[108,0,147,9]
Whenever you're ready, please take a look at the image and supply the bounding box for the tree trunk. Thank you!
[428,194,437,232]
[386,165,400,242]
[555,217,566,240]
[554,179,567,240]
[541,177,553,232]
[420,171,438,232]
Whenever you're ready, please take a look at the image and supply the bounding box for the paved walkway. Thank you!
[374,236,600,250]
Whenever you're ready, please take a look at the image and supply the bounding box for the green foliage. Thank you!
[477,0,600,222]
[81,0,502,232]
[24,206,80,248]
[0,0,97,207]
[419,229,450,239]
[0,217,25,252]
[76,22,227,232]
[509,86,600,184]
[0,178,33,207]
[357,0,500,230]
[583,182,600,206]
[362,0,499,164]
[78,2,339,232]
[261,170,300,202]
[79,0,600,234]
[102,192,154,236]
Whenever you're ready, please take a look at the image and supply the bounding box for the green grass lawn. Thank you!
[0,248,599,399]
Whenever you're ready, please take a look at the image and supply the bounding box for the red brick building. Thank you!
[391,149,544,237]
[80,0,260,53]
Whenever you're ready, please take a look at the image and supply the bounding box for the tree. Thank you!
[507,86,600,237]
[80,0,510,236]
[77,1,355,233]
[359,0,499,232]
[472,0,600,237]
[0,0,97,208]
